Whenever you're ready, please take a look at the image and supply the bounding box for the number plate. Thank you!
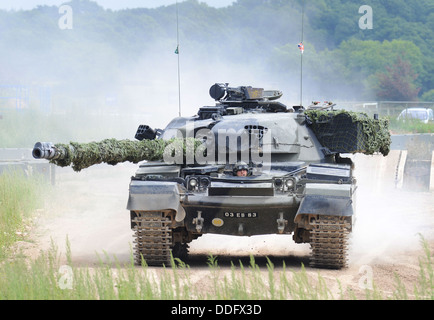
[224,212,258,218]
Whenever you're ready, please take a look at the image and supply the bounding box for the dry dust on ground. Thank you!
[16,154,434,299]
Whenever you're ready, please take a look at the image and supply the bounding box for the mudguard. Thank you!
[295,183,354,221]
[127,180,186,222]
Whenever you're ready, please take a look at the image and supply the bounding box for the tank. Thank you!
[33,83,391,269]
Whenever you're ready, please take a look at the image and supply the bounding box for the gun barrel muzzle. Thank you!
[32,142,57,159]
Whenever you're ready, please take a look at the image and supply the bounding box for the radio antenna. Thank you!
[298,0,305,108]
[175,0,182,117]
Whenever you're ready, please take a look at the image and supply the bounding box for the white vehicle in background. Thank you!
[397,107,434,124]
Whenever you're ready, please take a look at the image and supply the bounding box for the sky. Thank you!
[0,0,235,11]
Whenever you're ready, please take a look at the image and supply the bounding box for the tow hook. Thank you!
[193,211,204,232]
[277,212,287,234]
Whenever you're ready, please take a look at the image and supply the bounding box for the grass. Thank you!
[414,237,434,300]
[388,117,434,134]
[0,169,48,259]
[204,256,334,300]
[0,236,432,300]
[0,170,433,300]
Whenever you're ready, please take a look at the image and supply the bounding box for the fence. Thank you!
[335,100,434,117]
[0,148,55,184]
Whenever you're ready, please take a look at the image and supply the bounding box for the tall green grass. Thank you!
[388,117,434,134]
[0,170,432,300]
[0,169,48,259]
[204,255,334,300]
[0,237,432,300]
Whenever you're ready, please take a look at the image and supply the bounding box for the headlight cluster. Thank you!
[187,176,210,191]
[273,177,296,192]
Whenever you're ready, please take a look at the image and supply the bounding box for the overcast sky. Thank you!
[0,0,235,11]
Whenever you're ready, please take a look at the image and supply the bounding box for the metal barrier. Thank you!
[390,134,434,192]
[335,100,434,117]
[0,148,55,184]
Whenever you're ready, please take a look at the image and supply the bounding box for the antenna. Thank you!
[298,0,305,108]
[175,0,182,117]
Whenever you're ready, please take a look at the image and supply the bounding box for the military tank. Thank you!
[33,83,391,269]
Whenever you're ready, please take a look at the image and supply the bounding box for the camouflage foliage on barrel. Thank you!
[304,110,391,156]
[33,138,201,172]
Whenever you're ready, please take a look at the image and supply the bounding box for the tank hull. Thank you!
[183,193,300,236]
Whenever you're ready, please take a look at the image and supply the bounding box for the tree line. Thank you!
[0,0,433,104]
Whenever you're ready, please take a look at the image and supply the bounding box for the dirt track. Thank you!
[19,153,434,299]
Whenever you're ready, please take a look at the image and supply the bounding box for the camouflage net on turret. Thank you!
[304,110,391,156]
[50,138,201,172]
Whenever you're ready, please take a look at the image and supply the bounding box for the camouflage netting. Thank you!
[304,110,391,156]
[50,138,201,172]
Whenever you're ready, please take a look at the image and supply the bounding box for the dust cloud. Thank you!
[349,153,434,266]
[35,163,137,265]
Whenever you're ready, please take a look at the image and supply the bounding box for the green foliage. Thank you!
[388,117,434,134]
[414,235,434,300]
[375,56,421,101]
[336,39,423,79]
[270,37,428,100]
[1,240,432,300]
[305,109,391,156]
[421,89,434,102]
[0,170,48,259]
[0,0,433,103]
[48,137,202,171]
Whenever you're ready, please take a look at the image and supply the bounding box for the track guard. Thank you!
[295,183,354,221]
[127,180,186,222]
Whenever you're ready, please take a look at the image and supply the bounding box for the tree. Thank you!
[375,56,420,101]
[421,89,434,102]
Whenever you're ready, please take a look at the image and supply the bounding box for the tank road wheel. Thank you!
[132,211,173,266]
[309,215,351,269]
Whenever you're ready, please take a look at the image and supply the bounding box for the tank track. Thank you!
[132,211,173,266]
[309,215,351,269]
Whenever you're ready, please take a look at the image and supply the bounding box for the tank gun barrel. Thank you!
[32,138,201,172]
[32,142,62,160]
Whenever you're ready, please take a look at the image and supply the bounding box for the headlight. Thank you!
[274,178,283,188]
[273,177,295,192]
[189,177,198,188]
[285,179,294,189]
[187,176,210,191]
[200,176,210,188]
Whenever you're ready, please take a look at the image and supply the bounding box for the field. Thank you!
[1,153,433,301]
